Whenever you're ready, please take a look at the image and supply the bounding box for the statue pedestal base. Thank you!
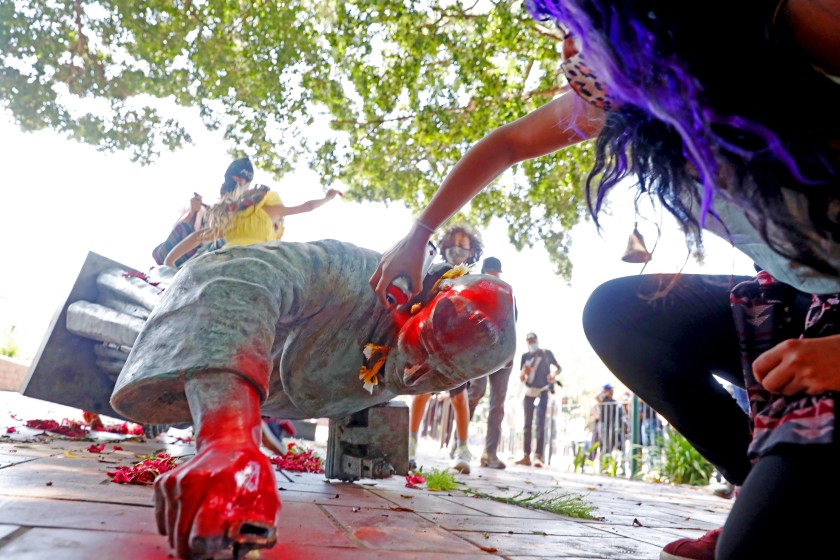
[325,401,409,481]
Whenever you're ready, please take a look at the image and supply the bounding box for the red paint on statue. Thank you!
[396,277,514,388]
[154,375,281,559]
[232,351,270,399]
[389,305,410,330]
[400,277,512,358]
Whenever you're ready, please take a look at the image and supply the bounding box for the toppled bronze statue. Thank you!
[110,239,516,559]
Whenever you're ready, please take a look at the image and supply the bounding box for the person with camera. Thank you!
[515,332,561,467]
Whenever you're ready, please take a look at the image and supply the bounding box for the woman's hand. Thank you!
[194,227,214,242]
[369,223,433,307]
[189,193,204,214]
[325,188,343,200]
[753,334,840,395]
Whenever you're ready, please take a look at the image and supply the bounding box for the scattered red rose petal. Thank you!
[5,427,16,434]
[174,436,194,444]
[405,473,426,489]
[88,444,106,453]
[269,443,324,473]
[113,445,124,451]
[107,453,178,485]
[122,270,160,287]
[93,421,144,436]
[25,418,89,438]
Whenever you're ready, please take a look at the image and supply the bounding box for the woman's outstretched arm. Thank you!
[370,90,604,305]
[262,189,342,220]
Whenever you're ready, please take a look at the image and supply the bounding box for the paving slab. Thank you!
[0,391,734,559]
[321,502,481,553]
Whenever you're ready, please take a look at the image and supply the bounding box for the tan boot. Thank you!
[533,453,544,468]
[514,455,531,466]
[484,454,506,469]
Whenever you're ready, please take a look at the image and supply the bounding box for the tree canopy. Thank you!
[1,0,594,278]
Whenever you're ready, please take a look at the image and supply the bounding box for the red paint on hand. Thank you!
[154,442,281,559]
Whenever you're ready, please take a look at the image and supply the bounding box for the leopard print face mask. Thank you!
[561,51,615,112]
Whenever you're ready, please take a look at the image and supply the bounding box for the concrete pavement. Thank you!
[0,391,731,559]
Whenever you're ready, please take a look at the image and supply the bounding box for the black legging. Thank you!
[584,274,840,557]
[582,274,753,484]
[716,442,840,558]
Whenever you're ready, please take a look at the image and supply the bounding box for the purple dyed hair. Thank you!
[527,0,839,273]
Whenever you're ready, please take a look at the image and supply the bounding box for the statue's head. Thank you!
[385,272,516,394]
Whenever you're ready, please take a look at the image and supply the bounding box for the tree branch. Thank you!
[531,23,563,43]
[330,84,565,129]
[70,0,106,85]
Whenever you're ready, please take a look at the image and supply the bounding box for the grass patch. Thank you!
[422,468,459,491]
[469,488,598,520]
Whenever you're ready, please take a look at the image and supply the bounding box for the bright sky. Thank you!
[0,107,755,399]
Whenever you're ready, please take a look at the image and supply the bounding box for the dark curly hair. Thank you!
[438,224,484,266]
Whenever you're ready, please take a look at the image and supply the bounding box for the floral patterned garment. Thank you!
[730,270,837,459]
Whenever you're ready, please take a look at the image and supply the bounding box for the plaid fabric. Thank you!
[152,221,197,266]
[730,271,836,459]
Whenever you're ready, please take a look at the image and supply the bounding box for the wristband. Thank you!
[414,219,436,235]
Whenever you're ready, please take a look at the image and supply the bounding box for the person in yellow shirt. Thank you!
[164,157,341,266]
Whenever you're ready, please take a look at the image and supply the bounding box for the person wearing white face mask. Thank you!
[516,332,561,467]
[407,224,484,474]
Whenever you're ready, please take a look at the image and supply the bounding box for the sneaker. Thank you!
[261,419,287,455]
[712,482,734,499]
[449,438,457,459]
[533,453,544,468]
[660,527,722,560]
[514,455,531,466]
[451,445,471,474]
[408,436,418,470]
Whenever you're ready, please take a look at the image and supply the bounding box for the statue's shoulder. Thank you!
[308,239,381,257]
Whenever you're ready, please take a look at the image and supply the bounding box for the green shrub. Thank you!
[572,442,599,473]
[599,453,620,478]
[0,331,18,358]
[660,427,715,485]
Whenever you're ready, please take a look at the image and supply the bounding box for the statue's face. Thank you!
[385,274,516,394]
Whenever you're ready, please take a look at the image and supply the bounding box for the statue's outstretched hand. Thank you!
[154,442,281,559]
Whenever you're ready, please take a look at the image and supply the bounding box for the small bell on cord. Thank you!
[621,223,653,263]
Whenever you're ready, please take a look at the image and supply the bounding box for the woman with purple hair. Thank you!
[370,1,839,558]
